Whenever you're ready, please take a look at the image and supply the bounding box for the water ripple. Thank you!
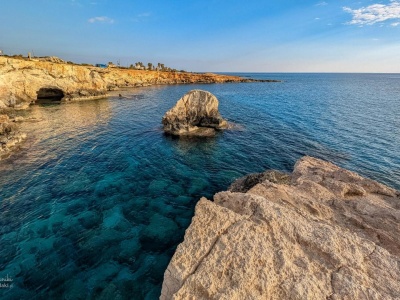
[0,74,399,299]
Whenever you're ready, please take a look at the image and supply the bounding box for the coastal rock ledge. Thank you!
[161,156,400,299]
[162,90,228,137]
[0,114,26,159]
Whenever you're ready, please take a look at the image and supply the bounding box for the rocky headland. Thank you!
[161,156,400,299]
[0,56,277,109]
[162,90,228,137]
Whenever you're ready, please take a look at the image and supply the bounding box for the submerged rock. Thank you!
[162,90,228,137]
[161,156,400,299]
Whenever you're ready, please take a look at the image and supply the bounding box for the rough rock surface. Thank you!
[0,57,277,108]
[161,156,400,299]
[229,170,291,193]
[36,56,66,63]
[162,90,228,136]
[0,114,26,159]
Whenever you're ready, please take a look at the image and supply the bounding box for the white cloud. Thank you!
[344,1,400,25]
[316,1,328,6]
[88,16,114,24]
[391,21,400,26]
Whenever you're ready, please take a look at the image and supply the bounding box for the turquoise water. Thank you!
[0,73,399,299]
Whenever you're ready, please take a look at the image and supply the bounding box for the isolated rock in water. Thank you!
[162,90,228,136]
[161,156,400,300]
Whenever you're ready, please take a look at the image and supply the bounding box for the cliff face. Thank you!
[161,156,400,299]
[0,57,265,108]
[0,57,106,108]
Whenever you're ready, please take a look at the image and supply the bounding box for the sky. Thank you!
[1,0,400,72]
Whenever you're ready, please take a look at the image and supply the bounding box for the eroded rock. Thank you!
[0,114,26,159]
[162,90,228,137]
[161,156,400,299]
[229,170,291,193]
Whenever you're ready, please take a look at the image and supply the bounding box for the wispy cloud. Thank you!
[88,16,114,24]
[391,21,400,26]
[316,1,328,6]
[344,1,400,25]
[131,12,151,22]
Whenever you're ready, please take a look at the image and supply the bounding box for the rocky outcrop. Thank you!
[161,156,400,299]
[0,114,26,159]
[0,57,277,108]
[162,90,228,137]
[36,56,66,63]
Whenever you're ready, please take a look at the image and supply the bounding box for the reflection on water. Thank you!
[0,74,399,299]
[27,99,111,133]
[1,100,111,171]
[164,134,219,156]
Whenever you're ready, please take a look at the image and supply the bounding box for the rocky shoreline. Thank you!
[0,114,26,160]
[161,156,400,299]
[0,57,279,109]
[0,57,279,159]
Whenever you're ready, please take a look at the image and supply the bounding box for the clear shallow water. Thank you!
[0,73,399,299]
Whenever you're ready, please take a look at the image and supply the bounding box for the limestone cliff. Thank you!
[0,57,274,108]
[161,156,400,299]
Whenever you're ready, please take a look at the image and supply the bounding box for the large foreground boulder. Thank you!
[161,156,400,299]
[162,90,228,137]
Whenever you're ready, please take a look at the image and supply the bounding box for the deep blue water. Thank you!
[0,73,399,299]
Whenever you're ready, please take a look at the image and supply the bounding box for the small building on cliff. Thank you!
[95,64,107,68]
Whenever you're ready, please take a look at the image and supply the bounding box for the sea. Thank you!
[0,73,399,299]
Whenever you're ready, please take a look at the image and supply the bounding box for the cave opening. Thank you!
[36,88,65,102]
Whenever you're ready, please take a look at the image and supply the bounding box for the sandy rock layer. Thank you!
[161,156,400,300]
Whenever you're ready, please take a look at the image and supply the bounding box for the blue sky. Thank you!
[1,0,400,72]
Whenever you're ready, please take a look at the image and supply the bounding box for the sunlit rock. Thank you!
[162,90,228,137]
[161,156,400,299]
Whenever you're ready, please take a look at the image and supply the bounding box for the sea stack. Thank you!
[161,156,400,299]
[162,90,228,137]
